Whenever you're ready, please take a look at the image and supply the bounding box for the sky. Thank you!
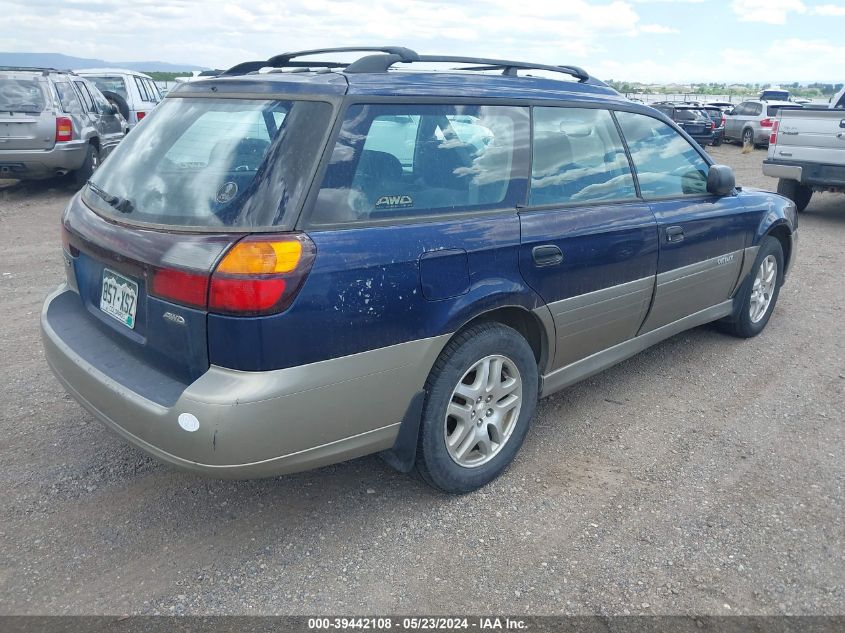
[1,0,844,83]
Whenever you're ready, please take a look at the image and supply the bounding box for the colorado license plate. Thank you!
[100,269,138,329]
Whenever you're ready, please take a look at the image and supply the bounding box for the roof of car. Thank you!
[169,47,635,106]
[75,68,154,79]
[172,69,631,106]
[743,99,796,106]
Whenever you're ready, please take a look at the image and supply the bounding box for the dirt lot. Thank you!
[0,144,842,616]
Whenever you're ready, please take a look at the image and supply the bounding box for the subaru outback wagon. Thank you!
[41,47,797,493]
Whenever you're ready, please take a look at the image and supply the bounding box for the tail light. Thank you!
[136,112,146,120]
[55,117,73,142]
[709,121,715,130]
[721,114,726,127]
[148,234,315,316]
[760,118,774,128]
[769,120,779,145]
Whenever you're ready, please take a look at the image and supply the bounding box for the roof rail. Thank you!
[220,47,419,76]
[345,54,601,85]
[0,66,65,76]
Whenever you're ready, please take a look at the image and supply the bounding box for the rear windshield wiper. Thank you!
[87,182,136,214]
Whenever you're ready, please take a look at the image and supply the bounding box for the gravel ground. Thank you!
[0,144,842,616]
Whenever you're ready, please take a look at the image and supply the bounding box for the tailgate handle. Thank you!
[840,119,845,129]
[532,245,564,267]
[666,226,685,243]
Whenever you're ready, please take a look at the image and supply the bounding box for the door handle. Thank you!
[532,245,564,267]
[666,226,685,243]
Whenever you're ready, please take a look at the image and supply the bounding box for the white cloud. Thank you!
[812,4,845,16]
[639,24,680,34]
[719,38,845,81]
[730,0,806,24]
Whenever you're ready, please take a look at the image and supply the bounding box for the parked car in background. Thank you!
[706,101,734,111]
[75,68,161,131]
[0,67,124,185]
[652,103,716,146]
[760,86,790,101]
[41,47,797,494]
[700,105,726,146]
[763,103,845,211]
[829,85,845,109]
[724,99,803,147]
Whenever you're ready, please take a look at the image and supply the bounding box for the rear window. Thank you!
[84,97,333,229]
[309,104,528,226]
[84,76,128,100]
[674,109,707,122]
[0,77,46,112]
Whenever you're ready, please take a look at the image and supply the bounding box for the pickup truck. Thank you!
[763,93,845,211]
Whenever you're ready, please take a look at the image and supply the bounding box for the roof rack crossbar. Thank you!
[220,47,419,77]
[0,66,65,76]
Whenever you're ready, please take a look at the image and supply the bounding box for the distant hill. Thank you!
[0,52,207,73]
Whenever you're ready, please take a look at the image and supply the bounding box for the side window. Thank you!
[146,79,160,102]
[752,103,763,116]
[615,111,709,199]
[73,81,95,113]
[53,81,82,114]
[530,107,636,206]
[134,76,150,102]
[734,103,749,116]
[310,104,529,226]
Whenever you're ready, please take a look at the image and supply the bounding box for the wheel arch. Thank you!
[765,222,793,275]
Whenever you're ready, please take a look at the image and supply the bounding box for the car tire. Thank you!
[719,236,784,339]
[415,322,539,494]
[777,178,813,212]
[742,127,755,148]
[712,132,722,147]
[73,143,100,188]
[101,90,130,121]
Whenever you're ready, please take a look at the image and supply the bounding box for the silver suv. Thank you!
[0,67,125,185]
[724,99,802,148]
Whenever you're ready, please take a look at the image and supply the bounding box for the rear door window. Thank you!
[615,111,709,199]
[529,107,636,206]
[54,81,82,113]
[134,76,151,102]
[310,104,529,226]
[73,81,95,113]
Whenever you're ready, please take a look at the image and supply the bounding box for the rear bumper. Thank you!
[0,141,88,178]
[763,159,845,188]
[41,285,447,478]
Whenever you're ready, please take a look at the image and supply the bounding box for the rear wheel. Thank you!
[415,323,538,494]
[742,127,755,147]
[73,143,99,188]
[720,236,784,338]
[777,178,813,212]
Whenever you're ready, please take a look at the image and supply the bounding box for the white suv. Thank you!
[75,68,161,130]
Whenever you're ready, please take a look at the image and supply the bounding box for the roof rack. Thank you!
[0,66,67,76]
[219,46,603,87]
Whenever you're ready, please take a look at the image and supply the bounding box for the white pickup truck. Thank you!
[762,88,845,211]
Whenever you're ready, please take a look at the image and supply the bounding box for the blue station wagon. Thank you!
[41,47,798,493]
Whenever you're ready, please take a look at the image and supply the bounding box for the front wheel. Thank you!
[720,237,784,338]
[415,323,538,494]
[777,178,813,212]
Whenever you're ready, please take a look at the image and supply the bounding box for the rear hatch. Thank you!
[674,108,711,136]
[0,74,55,151]
[771,107,845,166]
[62,87,336,382]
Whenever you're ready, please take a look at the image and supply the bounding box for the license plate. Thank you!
[100,269,138,329]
